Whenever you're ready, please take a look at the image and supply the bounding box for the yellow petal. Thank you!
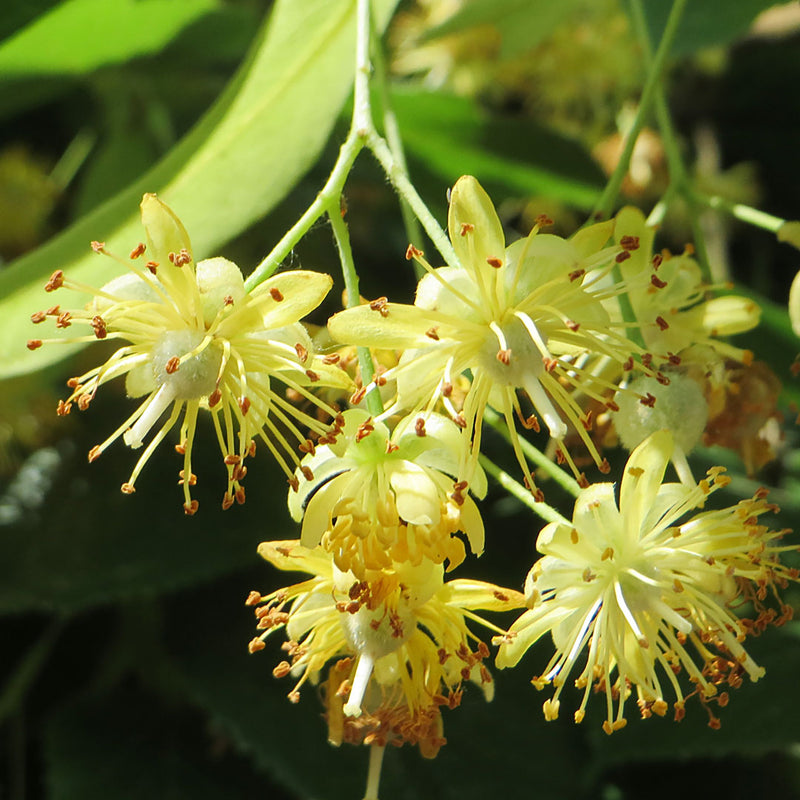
[254,270,332,330]
[619,430,673,539]
[140,193,193,265]
[328,303,451,348]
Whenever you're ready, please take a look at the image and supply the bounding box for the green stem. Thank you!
[480,455,570,526]
[328,200,384,416]
[483,407,582,498]
[691,193,787,233]
[591,0,689,221]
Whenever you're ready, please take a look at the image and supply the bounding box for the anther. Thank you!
[235,487,246,505]
[615,251,631,264]
[486,257,503,268]
[269,287,284,302]
[31,310,46,324]
[90,241,105,253]
[536,214,554,227]
[305,369,320,382]
[620,235,640,251]
[322,353,340,364]
[294,343,309,363]
[405,244,423,259]
[183,499,199,515]
[369,297,389,317]
[298,439,316,456]
[300,466,314,481]
[566,319,580,332]
[121,482,136,494]
[460,223,474,236]
[56,312,72,328]
[165,356,181,374]
[568,269,585,282]
[425,327,440,340]
[129,242,146,259]
[145,261,158,274]
[640,393,656,408]
[88,446,101,462]
[542,357,558,373]
[239,397,251,415]
[497,348,511,365]
[45,270,64,292]
[27,339,43,350]
[56,399,71,415]
[222,493,234,510]
[91,315,107,339]
[655,316,669,330]
[652,254,663,269]
[208,389,222,408]
[651,274,668,289]
[385,441,399,454]
[415,417,426,437]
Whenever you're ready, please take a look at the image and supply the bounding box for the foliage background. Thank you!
[1,0,799,798]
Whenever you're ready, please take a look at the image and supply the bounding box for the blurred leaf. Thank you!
[391,88,604,210]
[421,0,585,59]
[0,0,61,43]
[44,687,285,800]
[639,0,776,55]
[779,221,800,252]
[0,0,217,78]
[0,410,291,614]
[0,0,399,380]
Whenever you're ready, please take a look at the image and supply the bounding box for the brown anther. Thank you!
[178,470,198,487]
[385,441,399,454]
[300,466,314,482]
[248,440,257,457]
[652,254,663,269]
[66,378,80,389]
[425,327,440,340]
[222,493,234,510]
[55,311,72,328]
[145,261,158,274]
[248,638,266,653]
[294,343,309,363]
[77,394,91,411]
[442,381,453,398]
[650,274,668,289]
[224,454,241,466]
[129,242,146,259]
[415,417,426,437]
[601,547,614,561]
[620,235,640,251]
[245,590,262,606]
[375,374,387,387]
[599,458,611,474]
[121,482,136,494]
[287,475,300,492]
[369,296,389,317]
[655,316,669,330]
[655,372,670,386]
[356,418,374,442]
[169,248,192,267]
[305,369,320,382]
[88,446,102,462]
[486,257,503,269]
[497,348,511,365]
[640,393,656,408]
[273,661,292,679]
[175,442,187,455]
[615,251,631,264]
[581,410,593,430]
[232,464,247,482]
[667,352,681,365]
[235,487,246,505]
[673,578,684,593]
[542,357,558,373]
[568,268,585,282]
[56,399,72,415]
[45,270,65,292]
[239,397,251,415]
[91,315,107,339]
[298,439,316,456]
[27,339,43,350]
[269,287,284,302]
[183,499,199,515]
[90,241,105,253]
[606,400,620,412]
[222,295,234,307]
[350,385,367,405]
[405,244,423,260]
[642,352,653,369]
[460,223,474,236]
[207,389,222,408]
[492,591,509,603]
[322,353,340,364]
[165,356,181,374]
[536,214,554,227]
[454,413,466,429]
[31,310,47,324]
[555,448,566,465]
[578,474,590,489]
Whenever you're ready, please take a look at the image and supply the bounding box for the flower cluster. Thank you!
[29,177,797,788]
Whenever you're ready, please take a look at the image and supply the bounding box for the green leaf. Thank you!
[391,88,604,210]
[420,0,585,59]
[0,0,218,78]
[0,408,291,614]
[638,0,776,56]
[45,687,287,800]
[0,0,399,380]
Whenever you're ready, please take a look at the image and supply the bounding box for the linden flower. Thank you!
[328,175,660,493]
[246,540,524,751]
[495,430,796,733]
[611,206,760,363]
[28,194,351,513]
[288,408,485,579]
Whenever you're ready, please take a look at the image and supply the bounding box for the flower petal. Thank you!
[255,270,332,330]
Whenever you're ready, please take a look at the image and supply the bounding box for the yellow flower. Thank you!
[289,408,485,579]
[246,539,524,752]
[496,430,796,733]
[29,194,351,513]
[328,176,658,493]
[612,206,760,362]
